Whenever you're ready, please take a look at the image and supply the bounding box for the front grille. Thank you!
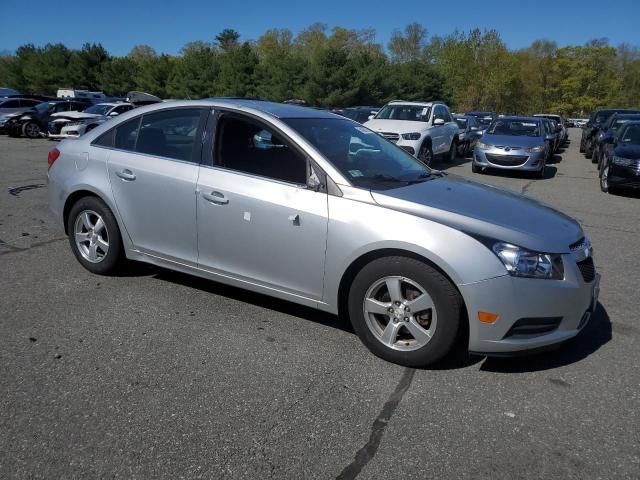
[503,317,562,339]
[379,131,399,143]
[485,154,529,166]
[577,257,595,283]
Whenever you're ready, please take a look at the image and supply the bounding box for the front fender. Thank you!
[322,194,507,313]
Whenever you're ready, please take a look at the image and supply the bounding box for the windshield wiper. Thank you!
[370,174,407,183]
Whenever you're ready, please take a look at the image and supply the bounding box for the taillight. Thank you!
[47,147,60,169]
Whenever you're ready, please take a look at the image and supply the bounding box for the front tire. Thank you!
[446,139,457,162]
[600,164,610,193]
[348,256,462,367]
[23,121,41,139]
[417,141,433,167]
[67,196,124,275]
[472,163,482,174]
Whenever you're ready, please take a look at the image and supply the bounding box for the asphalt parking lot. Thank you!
[1,129,638,479]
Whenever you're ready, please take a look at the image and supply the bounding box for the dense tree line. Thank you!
[1,24,639,115]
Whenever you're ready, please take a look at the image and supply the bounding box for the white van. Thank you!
[56,89,106,101]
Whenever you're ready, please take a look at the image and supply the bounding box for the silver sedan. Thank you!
[48,99,599,367]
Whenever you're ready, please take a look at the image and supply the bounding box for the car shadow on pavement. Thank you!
[479,302,612,373]
[151,268,355,334]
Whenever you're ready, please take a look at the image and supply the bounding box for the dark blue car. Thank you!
[599,121,640,193]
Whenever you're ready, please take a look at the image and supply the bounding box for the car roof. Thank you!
[203,98,342,119]
[95,102,133,107]
[386,100,442,107]
[495,116,542,123]
[466,111,495,115]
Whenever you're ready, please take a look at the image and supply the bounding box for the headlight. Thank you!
[458,133,465,140]
[527,144,546,153]
[612,156,635,167]
[477,141,491,150]
[20,115,32,120]
[492,242,564,280]
[401,132,421,140]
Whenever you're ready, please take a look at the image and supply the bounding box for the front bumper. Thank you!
[461,257,600,354]
[473,148,545,171]
[607,162,640,189]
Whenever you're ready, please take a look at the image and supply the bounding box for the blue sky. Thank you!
[2,0,639,56]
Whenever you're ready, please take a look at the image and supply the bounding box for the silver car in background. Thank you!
[48,99,599,367]
[473,116,551,177]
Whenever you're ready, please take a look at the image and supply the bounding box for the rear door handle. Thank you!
[116,169,136,181]
[201,190,229,205]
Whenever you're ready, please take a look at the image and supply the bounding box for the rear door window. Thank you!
[114,117,142,151]
[136,109,203,162]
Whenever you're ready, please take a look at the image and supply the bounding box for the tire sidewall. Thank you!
[418,140,433,166]
[348,256,461,367]
[67,196,123,275]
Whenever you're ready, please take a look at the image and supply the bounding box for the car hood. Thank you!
[370,174,583,253]
[480,134,543,148]
[614,144,640,159]
[51,111,99,120]
[364,119,430,134]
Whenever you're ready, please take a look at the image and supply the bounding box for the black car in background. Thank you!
[453,114,483,156]
[580,108,640,157]
[7,99,89,138]
[599,121,640,193]
[591,113,640,168]
[336,106,379,124]
[465,111,496,131]
[0,98,44,133]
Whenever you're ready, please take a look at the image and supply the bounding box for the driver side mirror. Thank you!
[545,133,555,141]
[602,136,615,144]
[433,118,445,127]
[109,111,119,116]
[368,114,375,121]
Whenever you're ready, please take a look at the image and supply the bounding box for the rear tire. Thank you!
[471,163,482,174]
[67,196,124,275]
[446,140,457,162]
[600,165,610,193]
[347,256,462,367]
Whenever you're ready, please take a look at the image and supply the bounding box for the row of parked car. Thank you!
[579,108,640,194]
[0,90,161,140]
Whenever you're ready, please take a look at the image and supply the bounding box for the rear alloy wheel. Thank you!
[23,121,41,139]
[67,196,124,274]
[348,256,461,367]
[418,141,433,166]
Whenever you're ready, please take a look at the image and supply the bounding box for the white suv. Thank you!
[364,101,459,165]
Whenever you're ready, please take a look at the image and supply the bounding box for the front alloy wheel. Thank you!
[348,256,461,367]
[363,276,437,352]
[23,122,41,139]
[600,165,609,193]
[418,142,433,166]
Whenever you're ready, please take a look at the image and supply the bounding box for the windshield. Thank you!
[487,119,541,137]
[284,118,434,190]
[620,125,640,145]
[455,118,468,129]
[35,102,55,113]
[83,104,112,115]
[374,104,431,122]
[595,111,614,124]
[477,117,493,127]
[612,118,636,132]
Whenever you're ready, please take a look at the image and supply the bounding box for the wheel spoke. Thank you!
[406,318,432,344]
[364,298,391,316]
[381,320,402,346]
[96,237,109,253]
[385,278,403,303]
[81,212,93,230]
[93,217,105,234]
[88,243,99,261]
[75,232,90,244]
[406,293,434,313]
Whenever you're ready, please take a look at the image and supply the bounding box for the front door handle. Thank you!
[116,169,136,181]
[201,191,229,205]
